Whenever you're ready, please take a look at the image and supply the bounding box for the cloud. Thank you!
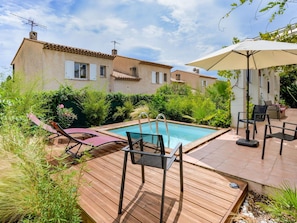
[1,0,296,77]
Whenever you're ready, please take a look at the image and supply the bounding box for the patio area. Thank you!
[48,128,248,222]
[184,108,297,194]
[47,108,297,222]
[71,146,247,223]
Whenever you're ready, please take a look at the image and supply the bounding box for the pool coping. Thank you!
[92,119,230,153]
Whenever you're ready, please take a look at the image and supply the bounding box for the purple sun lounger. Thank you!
[50,121,127,158]
[28,113,102,138]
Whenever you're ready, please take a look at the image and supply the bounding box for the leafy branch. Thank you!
[222,0,291,22]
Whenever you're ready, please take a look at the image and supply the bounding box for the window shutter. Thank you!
[90,64,97,80]
[159,72,163,84]
[65,60,74,79]
[152,71,156,84]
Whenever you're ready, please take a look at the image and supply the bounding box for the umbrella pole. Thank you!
[236,53,259,147]
[246,65,250,141]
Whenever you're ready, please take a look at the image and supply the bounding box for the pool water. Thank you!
[108,121,217,149]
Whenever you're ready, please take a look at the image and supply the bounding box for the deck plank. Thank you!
[60,143,248,223]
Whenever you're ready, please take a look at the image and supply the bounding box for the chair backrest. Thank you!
[283,122,297,140]
[28,113,58,134]
[50,121,81,143]
[252,105,268,121]
[126,132,166,169]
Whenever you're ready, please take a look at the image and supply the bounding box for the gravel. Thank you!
[233,191,277,223]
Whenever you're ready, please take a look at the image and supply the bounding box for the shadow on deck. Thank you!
[48,141,248,223]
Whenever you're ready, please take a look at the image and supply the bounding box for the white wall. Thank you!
[230,68,280,127]
[230,70,246,128]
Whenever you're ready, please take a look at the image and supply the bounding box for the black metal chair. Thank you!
[262,122,297,159]
[118,132,183,223]
[236,105,271,139]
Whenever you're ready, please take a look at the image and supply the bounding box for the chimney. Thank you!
[193,68,199,73]
[112,49,117,55]
[29,31,37,40]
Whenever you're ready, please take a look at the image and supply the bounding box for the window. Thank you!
[176,73,180,80]
[131,67,137,77]
[201,80,207,87]
[152,71,159,84]
[65,60,97,80]
[164,73,167,82]
[100,65,106,78]
[156,72,160,84]
[152,71,163,84]
[74,62,87,79]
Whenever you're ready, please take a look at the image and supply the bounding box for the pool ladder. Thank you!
[138,112,170,147]
[138,112,152,133]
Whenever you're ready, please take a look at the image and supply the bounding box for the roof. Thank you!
[11,38,115,64]
[115,55,173,69]
[172,69,217,79]
[12,38,172,71]
[111,70,141,81]
[43,42,115,60]
[139,60,172,69]
[170,78,185,83]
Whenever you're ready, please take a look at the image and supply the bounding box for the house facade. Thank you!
[11,36,115,91]
[231,24,297,127]
[171,69,217,92]
[111,55,172,94]
[11,33,172,94]
[231,68,280,127]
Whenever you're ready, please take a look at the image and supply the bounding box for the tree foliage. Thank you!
[222,3,297,107]
[225,0,292,22]
[149,82,232,127]
[259,25,297,107]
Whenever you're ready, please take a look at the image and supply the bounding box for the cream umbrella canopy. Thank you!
[187,39,297,147]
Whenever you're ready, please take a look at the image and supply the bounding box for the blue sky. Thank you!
[0,0,296,79]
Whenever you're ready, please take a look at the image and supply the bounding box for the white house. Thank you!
[231,68,280,127]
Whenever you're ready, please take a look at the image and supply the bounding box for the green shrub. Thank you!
[258,182,297,222]
[192,97,217,125]
[56,104,78,128]
[130,104,150,119]
[112,99,134,122]
[0,122,82,223]
[105,93,128,124]
[80,88,109,126]
[164,96,194,122]
[0,77,82,222]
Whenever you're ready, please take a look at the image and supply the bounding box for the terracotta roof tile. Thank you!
[171,78,185,83]
[139,60,172,69]
[43,42,115,60]
[112,71,141,81]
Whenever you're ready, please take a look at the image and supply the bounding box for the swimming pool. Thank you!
[108,121,218,149]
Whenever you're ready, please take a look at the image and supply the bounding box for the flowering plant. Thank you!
[56,104,77,128]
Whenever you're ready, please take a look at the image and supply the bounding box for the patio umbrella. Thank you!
[186,39,297,147]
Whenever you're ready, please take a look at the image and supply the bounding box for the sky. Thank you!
[0,0,297,79]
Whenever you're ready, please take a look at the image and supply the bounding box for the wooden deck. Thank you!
[51,142,248,223]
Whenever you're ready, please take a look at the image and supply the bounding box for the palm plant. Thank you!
[257,182,297,222]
